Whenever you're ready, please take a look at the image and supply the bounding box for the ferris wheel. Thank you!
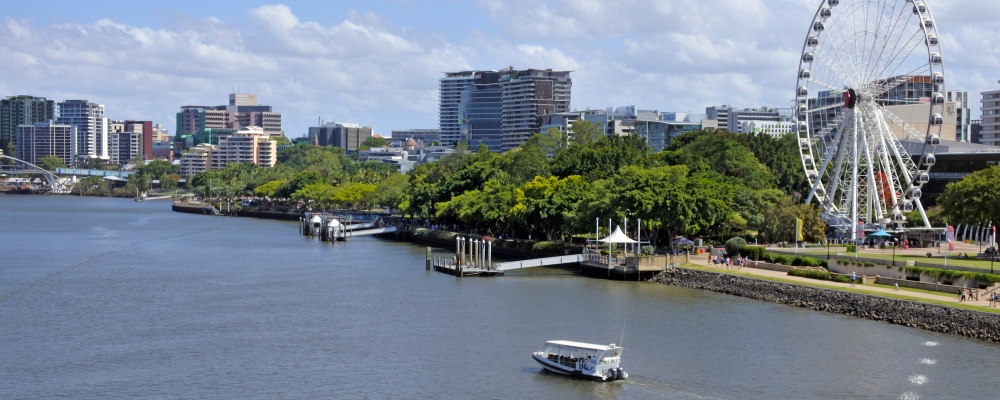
[796,0,945,236]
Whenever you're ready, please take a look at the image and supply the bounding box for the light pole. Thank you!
[625,209,631,254]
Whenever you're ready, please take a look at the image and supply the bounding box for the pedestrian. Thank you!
[959,288,966,302]
[894,283,899,291]
[850,271,856,287]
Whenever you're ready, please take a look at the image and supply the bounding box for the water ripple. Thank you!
[923,341,939,347]
[919,359,936,365]
[909,375,927,385]
[899,392,920,400]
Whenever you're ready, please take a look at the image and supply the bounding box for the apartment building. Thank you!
[15,121,74,165]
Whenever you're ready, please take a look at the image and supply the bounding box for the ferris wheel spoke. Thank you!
[804,77,842,92]
[871,31,928,87]
[877,61,933,95]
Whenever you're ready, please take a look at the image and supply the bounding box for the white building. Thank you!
[737,120,796,138]
[56,100,108,163]
[981,89,1000,146]
[179,143,215,177]
[15,121,74,165]
[210,126,276,169]
[707,105,792,133]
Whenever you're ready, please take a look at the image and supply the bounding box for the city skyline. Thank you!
[1,0,998,137]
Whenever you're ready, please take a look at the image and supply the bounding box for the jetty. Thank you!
[299,213,397,241]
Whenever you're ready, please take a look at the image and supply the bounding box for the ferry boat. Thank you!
[532,340,628,381]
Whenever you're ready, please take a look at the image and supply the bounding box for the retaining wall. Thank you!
[649,267,1000,342]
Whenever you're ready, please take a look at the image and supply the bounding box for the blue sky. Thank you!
[2,0,997,138]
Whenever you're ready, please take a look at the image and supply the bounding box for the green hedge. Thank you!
[846,244,857,252]
[831,275,852,283]
[788,268,832,281]
[738,246,766,261]
[904,266,1000,284]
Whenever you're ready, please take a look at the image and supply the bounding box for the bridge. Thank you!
[0,155,72,193]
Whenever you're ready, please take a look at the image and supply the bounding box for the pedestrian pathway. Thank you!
[693,258,999,311]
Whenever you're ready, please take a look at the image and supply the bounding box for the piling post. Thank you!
[488,240,492,271]
[426,247,432,270]
[473,239,479,269]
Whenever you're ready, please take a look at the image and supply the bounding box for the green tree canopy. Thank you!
[38,156,66,171]
[938,166,1000,226]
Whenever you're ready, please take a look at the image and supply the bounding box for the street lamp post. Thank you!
[625,209,631,254]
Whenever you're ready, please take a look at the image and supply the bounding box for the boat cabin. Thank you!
[539,340,622,369]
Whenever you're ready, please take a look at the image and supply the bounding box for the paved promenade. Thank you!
[695,248,999,311]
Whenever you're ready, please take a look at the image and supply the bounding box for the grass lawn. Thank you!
[676,263,1000,315]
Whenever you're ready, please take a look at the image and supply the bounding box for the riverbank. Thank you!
[650,266,1000,342]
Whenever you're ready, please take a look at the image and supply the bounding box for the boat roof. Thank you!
[545,340,618,351]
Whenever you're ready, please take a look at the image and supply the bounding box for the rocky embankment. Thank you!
[650,267,1000,342]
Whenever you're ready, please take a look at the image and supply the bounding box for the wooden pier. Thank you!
[299,213,396,242]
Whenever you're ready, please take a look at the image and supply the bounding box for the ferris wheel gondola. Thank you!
[795,0,945,235]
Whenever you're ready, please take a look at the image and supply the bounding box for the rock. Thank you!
[649,268,1000,343]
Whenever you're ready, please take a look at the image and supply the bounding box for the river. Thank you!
[1,195,997,399]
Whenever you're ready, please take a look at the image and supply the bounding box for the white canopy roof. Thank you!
[598,226,637,244]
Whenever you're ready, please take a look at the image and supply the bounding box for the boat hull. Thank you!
[532,353,612,381]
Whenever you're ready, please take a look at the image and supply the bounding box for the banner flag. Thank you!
[947,224,955,251]
[795,218,804,242]
[856,221,865,239]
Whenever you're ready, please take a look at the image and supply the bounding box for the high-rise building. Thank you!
[174,93,283,153]
[946,90,972,142]
[459,71,503,152]
[15,121,74,165]
[56,100,108,162]
[108,131,142,165]
[499,68,572,152]
[308,121,372,151]
[1,95,55,149]
[390,129,440,146]
[439,71,477,147]
[981,90,1000,146]
[441,67,572,152]
[210,126,277,169]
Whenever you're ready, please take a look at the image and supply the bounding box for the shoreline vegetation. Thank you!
[21,127,1000,341]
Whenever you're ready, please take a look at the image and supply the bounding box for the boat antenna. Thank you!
[619,320,626,347]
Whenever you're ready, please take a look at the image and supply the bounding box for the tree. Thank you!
[4,141,15,163]
[570,120,603,145]
[360,136,392,149]
[137,160,179,180]
[374,173,410,210]
[551,135,649,180]
[37,156,66,171]
[938,166,1000,226]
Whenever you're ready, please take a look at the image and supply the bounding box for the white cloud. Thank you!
[0,0,996,139]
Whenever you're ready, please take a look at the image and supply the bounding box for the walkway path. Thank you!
[694,257,999,311]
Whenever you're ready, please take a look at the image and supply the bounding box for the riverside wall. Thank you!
[649,267,1000,342]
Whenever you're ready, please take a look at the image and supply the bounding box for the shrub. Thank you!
[904,266,1000,284]
[774,255,793,265]
[831,275,851,283]
[788,268,832,281]
[863,262,875,267]
[819,260,829,268]
[641,245,655,255]
[739,246,766,260]
[725,237,748,256]
[846,244,857,252]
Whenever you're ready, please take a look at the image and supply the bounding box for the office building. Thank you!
[108,131,142,164]
[308,121,372,151]
[440,67,573,152]
[459,71,503,152]
[174,93,283,153]
[15,121,74,165]
[56,100,108,162]
[390,129,440,146]
[947,91,972,142]
[1,95,55,149]
[707,105,791,133]
[439,71,477,146]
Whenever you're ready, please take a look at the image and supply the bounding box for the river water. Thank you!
[1,195,997,399]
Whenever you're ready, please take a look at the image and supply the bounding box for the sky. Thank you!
[1,0,998,139]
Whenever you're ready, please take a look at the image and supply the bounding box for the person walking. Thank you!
[850,271,856,287]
